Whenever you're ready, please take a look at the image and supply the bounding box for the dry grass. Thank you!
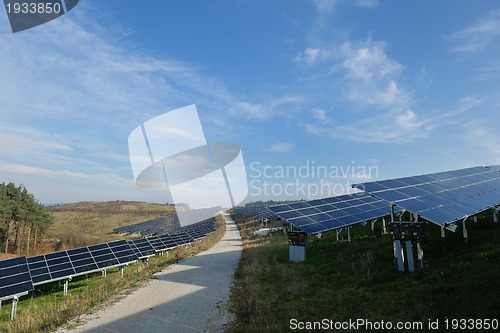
[42,201,177,252]
[226,213,500,333]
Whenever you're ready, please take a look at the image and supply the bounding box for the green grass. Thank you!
[0,214,226,333]
[227,213,500,333]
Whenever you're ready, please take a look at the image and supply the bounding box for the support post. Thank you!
[120,266,124,278]
[336,228,342,242]
[405,241,415,272]
[370,219,376,234]
[441,226,446,242]
[394,240,405,272]
[382,217,387,234]
[417,242,424,270]
[63,280,69,296]
[102,269,107,278]
[494,212,498,223]
[463,218,468,243]
[10,296,18,320]
[473,216,478,224]
[347,226,351,244]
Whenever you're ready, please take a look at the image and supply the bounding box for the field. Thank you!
[227,213,500,333]
[0,202,225,333]
[44,201,177,250]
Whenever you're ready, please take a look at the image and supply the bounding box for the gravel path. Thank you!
[58,213,242,333]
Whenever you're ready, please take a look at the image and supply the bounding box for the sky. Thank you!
[1,0,500,205]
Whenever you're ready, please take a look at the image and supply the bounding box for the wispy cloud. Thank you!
[445,9,500,52]
[302,95,483,144]
[340,40,411,108]
[463,120,500,164]
[353,0,379,9]
[265,143,295,153]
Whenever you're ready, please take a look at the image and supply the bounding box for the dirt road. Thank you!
[59,213,242,333]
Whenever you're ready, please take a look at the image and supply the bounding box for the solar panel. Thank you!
[128,238,156,259]
[354,166,500,229]
[67,247,99,275]
[44,251,75,280]
[107,240,138,265]
[27,255,51,285]
[0,256,34,301]
[269,192,392,234]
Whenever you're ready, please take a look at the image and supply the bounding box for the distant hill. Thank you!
[44,200,177,251]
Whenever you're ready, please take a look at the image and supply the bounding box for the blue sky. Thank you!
[1,0,500,205]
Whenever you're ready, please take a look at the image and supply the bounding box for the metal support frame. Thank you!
[382,217,387,234]
[102,269,107,278]
[10,296,18,320]
[394,239,405,272]
[417,242,424,269]
[494,210,498,223]
[473,215,478,223]
[336,228,343,242]
[462,218,468,243]
[370,219,377,234]
[63,279,69,296]
[347,226,352,244]
[441,226,446,242]
[405,240,414,272]
[120,266,124,278]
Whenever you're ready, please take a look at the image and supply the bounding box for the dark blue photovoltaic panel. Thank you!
[354,166,500,229]
[269,192,391,234]
[0,256,34,301]
[146,235,166,251]
[107,240,138,265]
[128,239,154,259]
[27,255,51,285]
[88,243,119,269]
[45,251,75,280]
[67,247,98,275]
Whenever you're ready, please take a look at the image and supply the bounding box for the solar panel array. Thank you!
[27,240,138,286]
[113,207,221,236]
[0,257,33,302]
[354,166,500,229]
[113,215,176,236]
[231,205,280,220]
[268,192,394,234]
[0,216,218,302]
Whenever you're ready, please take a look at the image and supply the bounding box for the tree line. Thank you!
[0,182,54,256]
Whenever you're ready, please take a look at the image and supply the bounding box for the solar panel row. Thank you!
[354,166,500,228]
[113,207,221,236]
[0,257,33,302]
[231,205,280,220]
[0,216,218,302]
[268,192,394,234]
[27,240,138,285]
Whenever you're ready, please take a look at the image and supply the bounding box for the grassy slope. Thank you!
[227,213,500,333]
[44,201,177,250]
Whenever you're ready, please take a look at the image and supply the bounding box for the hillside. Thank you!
[45,201,177,251]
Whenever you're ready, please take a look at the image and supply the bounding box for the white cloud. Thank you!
[445,9,500,52]
[342,41,402,81]
[302,96,482,144]
[312,0,339,13]
[339,40,411,108]
[295,47,332,65]
[353,0,379,9]
[463,120,500,164]
[265,143,295,153]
